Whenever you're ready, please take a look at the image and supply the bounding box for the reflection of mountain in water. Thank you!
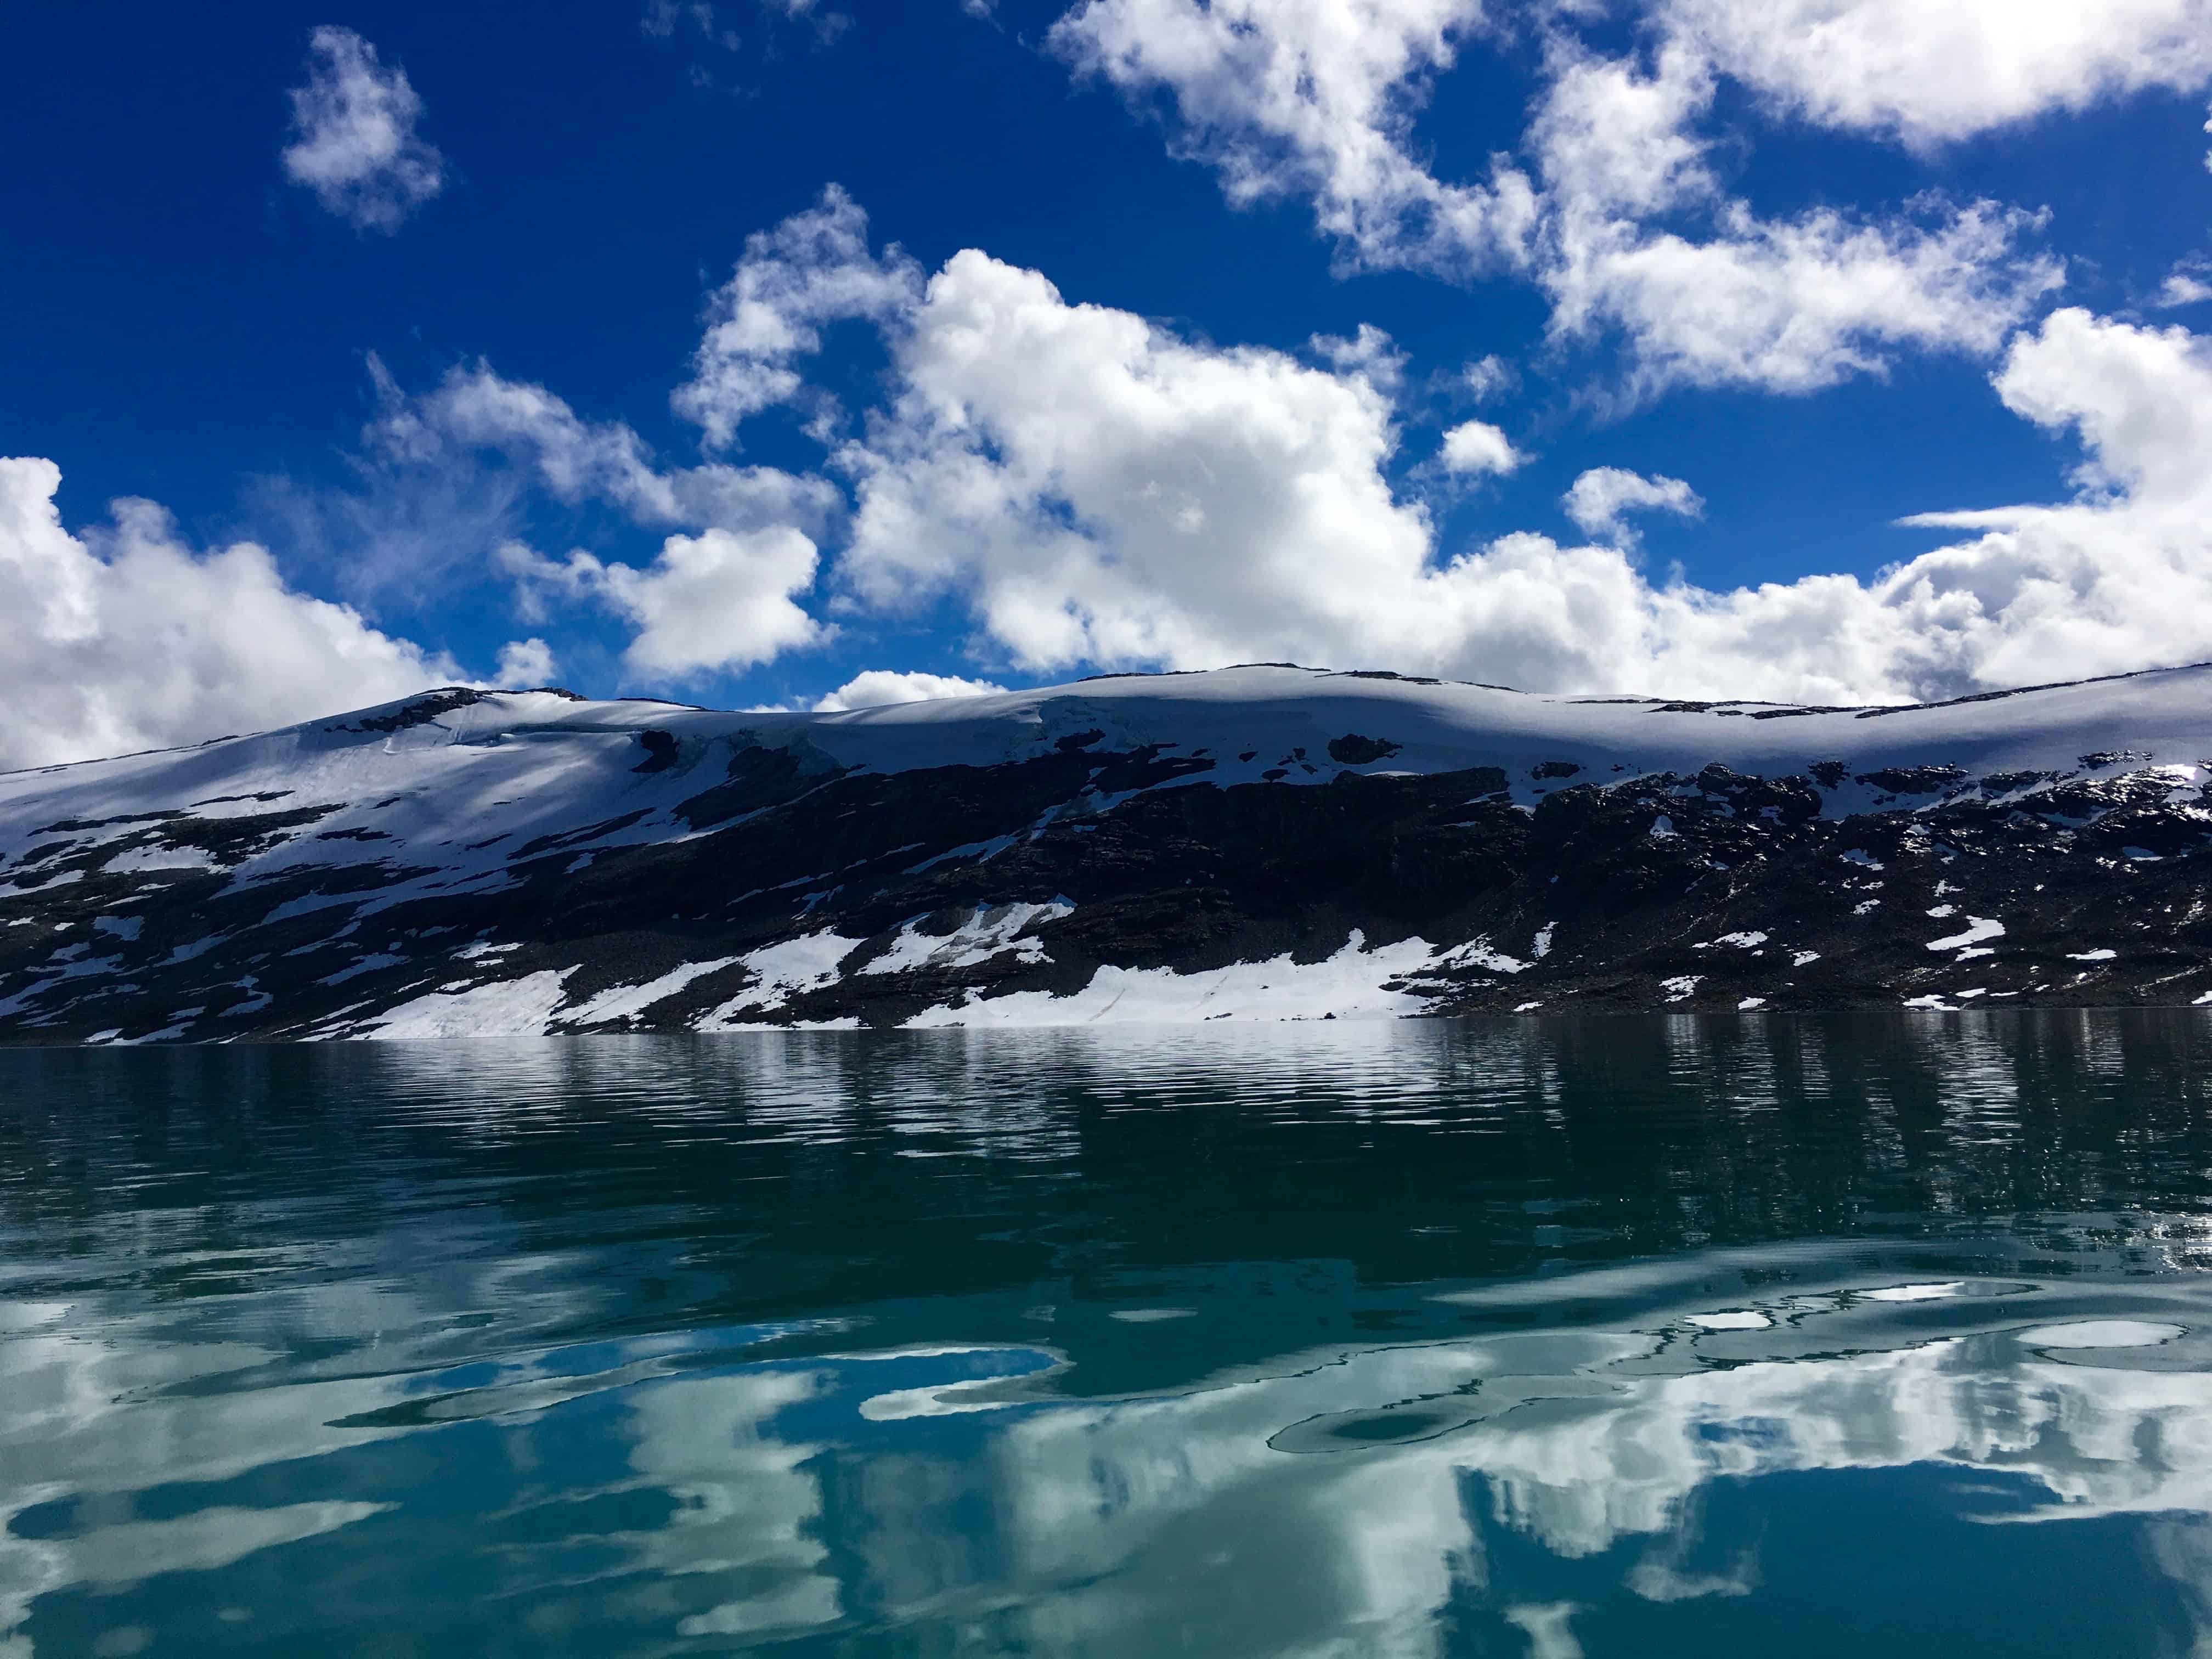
[4,1011,2212,1654]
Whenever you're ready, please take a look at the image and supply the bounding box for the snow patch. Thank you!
[1434,936,1530,975]
[699,932,866,1025]
[364,969,579,1040]
[2069,949,2117,962]
[1927,917,2005,952]
[1661,976,1702,1002]
[1699,932,1768,951]
[862,901,1073,977]
[7,868,83,895]
[320,952,404,986]
[904,930,1437,1026]
[93,916,143,941]
[565,958,742,1026]
[906,831,1023,874]
[101,844,216,875]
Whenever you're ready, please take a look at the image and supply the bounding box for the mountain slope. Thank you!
[2,663,2209,1042]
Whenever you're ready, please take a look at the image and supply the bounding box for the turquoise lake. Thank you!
[6,1012,2212,1656]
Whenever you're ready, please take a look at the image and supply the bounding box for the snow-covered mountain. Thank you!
[3,663,2209,1043]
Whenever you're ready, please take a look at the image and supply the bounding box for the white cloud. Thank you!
[280,27,444,233]
[26,219,2212,759]
[1046,3,2064,400]
[1875,308,2212,689]
[493,637,559,686]
[674,185,923,449]
[811,670,1007,710]
[642,1,743,50]
[1460,354,1515,400]
[826,234,2212,706]
[369,357,843,541]
[837,249,1441,672]
[1437,419,1523,475]
[1561,467,1702,544]
[1661,0,2212,150]
[352,359,843,680]
[497,528,826,679]
[1526,45,2064,400]
[0,458,453,770]
[1049,0,1538,276]
[2161,261,2212,308]
[1310,323,1408,390]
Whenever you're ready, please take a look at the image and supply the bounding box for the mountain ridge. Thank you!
[3,662,2209,1042]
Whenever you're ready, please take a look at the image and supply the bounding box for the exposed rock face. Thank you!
[2,664,2209,1042]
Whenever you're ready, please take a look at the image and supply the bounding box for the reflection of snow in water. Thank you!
[1865,1283,1963,1302]
[2020,1321,2185,1349]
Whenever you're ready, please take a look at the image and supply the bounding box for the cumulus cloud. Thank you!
[1437,419,1523,475]
[836,249,1441,672]
[1049,0,1538,276]
[280,27,444,233]
[0,458,452,770]
[496,528,825,679]
[369,357,842,540]
[1874,308,2212,689]
[812,670,1007,710]
[809,213,2212,705]
[493,637,559,686]
[1527,44,2063,399]
[1661,0,2212,150]
[674,185,923,449]
[1561,467,1703,545]
[2160,260,2212,309]
[1045,1,2068,400]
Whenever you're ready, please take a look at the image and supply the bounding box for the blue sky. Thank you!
[5,1,2212,765]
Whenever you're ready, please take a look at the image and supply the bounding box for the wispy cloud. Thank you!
[281,27,444,233]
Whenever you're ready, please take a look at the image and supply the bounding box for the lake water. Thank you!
[5,1013,2212,1657]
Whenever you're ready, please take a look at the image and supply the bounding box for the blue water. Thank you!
[5,1013,2212,1656]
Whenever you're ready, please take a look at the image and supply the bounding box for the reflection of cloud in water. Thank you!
[8,1276,2212,1657]
[794,1299,2212,1655]
[9,1011,2212,1655]
[622,1368,842,1640]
